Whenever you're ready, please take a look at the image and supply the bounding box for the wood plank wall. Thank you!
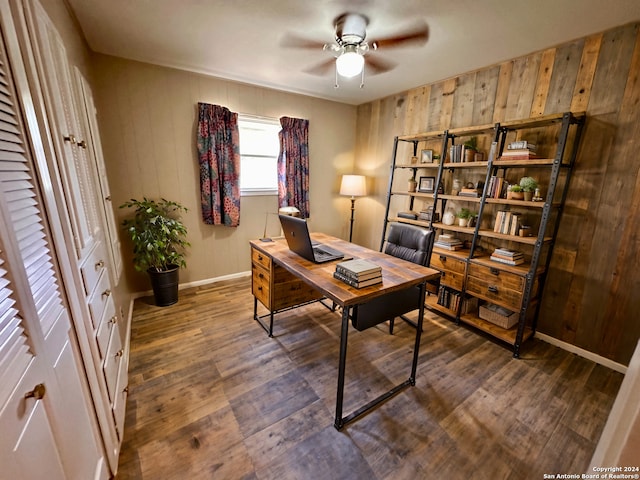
[355,22,640,365]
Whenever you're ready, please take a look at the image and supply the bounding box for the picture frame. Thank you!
[418,176,435,193]
[420,149,434,164]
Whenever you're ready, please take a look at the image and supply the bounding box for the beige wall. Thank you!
[91,54,358,292]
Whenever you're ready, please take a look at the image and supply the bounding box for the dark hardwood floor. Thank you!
[116,276,623,479]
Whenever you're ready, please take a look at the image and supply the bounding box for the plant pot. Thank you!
[147,265,180,306]
[508,191,524,200]
[464,149,476,162]
[458,218,468,227]
[524,191,533,201]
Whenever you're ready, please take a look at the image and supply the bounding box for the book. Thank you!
[507,141,537,150]
[333,270,382,288]
[491,252,524,261]
[490,255,525,266]
[335,258,382,278]
[493,248,523,258]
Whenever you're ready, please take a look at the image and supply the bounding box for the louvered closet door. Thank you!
[0,5,103,479]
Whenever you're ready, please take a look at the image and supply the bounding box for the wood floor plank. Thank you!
[116,276,623,479]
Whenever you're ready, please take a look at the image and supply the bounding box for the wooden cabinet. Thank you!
[251,244,322,336]
[382,112,585,356]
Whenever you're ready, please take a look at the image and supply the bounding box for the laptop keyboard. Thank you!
[313,245,342,261]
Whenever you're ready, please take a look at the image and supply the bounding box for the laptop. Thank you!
[279,214,344,263]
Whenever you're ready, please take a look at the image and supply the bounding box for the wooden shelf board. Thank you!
[432,246,471,260]
[459,313,534,345]
[439,194,481,203]
[493,158,555,167]
[441,161,489,169]
[476,229,551,245]
[432,222,476,235]
[484,197,549,208]
[395,163,440,169]
[390,217,430,228]
[499,111,584,130]
[425,296,457,318]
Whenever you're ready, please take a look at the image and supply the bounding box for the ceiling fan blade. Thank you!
[365,54,395,75]
[304,58,336,76]
[370,23,429,49]
[280,32,327,50]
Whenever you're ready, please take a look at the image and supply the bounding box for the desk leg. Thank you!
[334,306,350,430]
[410,282,427,383]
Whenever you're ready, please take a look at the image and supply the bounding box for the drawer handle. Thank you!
[109,315,118,325]
[95,260,105,269]
[24,383,46,400]
[102,289,111,298]
[488,285,499,294]
[258,286,263,291]
[490,268,500,275]
[439,255,447,262]
[77,140,87,149]
[258,255,263,261]
[115,349,124,358]
[258,273,264,279]
[63,134,76,144]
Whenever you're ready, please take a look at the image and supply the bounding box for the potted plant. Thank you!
[120,198,190,306]
[463,136,478,162]
[456,207,473,227]
[507,184,524,200]
[519,176,538,201]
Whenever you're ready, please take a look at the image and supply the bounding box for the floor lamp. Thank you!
[340,174,367,242]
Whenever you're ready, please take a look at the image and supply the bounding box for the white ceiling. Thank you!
[66,0,640,106]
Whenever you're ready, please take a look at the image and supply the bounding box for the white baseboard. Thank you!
[535,332,627,374]
[130,270,251,300]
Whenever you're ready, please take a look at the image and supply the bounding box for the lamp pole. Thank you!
[348,196,356,242]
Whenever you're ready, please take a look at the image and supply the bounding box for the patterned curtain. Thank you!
[197,103,241,226]
[277,116,310,218]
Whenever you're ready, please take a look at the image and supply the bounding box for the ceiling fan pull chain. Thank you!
[334,66,339,89]
[360,66,365,89]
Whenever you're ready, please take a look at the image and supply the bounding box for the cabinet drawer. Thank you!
[252,248,271,270]
[252,264,271,308]
[439,270,465,291]
[96,298,116,358]
[465,275,523,312]
[103,324,123,403]
[272,278,322,310]
[80,242,108,296]
[112,352,128,440]
[431,253,466,274]
[88,272,112,330]
[467,262,525,292]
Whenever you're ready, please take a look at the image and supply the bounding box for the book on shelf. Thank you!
[499,148,540,160]
[493,211,521,235]
[490,255,525,266]
[335,258,382,278]
[458,188,480,197]
[397,211,418,220]
[507,141,537,151]
[333,270,382,288]
[434,236,463,250]
[492,247,523,258]
[491,251,524,261]
[487,176,505,199]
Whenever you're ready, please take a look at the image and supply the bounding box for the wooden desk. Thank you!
[251,234,440,429]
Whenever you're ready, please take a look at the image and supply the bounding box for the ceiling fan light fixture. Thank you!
[336,48,364,78]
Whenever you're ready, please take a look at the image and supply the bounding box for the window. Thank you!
[238,115,280,196]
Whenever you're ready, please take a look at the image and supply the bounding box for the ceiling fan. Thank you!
[284,12,429,88]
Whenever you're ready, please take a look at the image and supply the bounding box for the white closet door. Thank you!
[73,68,123,283]
[0,3,103,478]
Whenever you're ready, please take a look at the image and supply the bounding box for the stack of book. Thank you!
[333,258,382,288]
[433,234,463,251]
[500,141,539,160]
[493,210,522,235]
[458,187,481,198]
[486,176,506,198]
[490,248,525,266]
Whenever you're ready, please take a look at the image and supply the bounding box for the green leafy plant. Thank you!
[456,207,473,219]
[463,136,478,151]
[509,184,523,193]
[519,176,538,192]
[120,198,190,272]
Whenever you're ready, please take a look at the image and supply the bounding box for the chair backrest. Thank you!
[384,223,434,266]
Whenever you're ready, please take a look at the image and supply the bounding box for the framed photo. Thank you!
[420,149,434,164]
[418,176,435,193]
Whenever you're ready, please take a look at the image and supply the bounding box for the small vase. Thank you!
[442,210,455,226]
[408,179,417,192]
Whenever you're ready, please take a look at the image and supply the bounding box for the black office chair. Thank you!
[349,223,436,334]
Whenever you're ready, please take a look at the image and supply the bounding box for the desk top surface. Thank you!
[250,233,440,307]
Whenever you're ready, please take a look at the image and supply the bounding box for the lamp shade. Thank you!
[336,50,364,78]
[340,175,367,197]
